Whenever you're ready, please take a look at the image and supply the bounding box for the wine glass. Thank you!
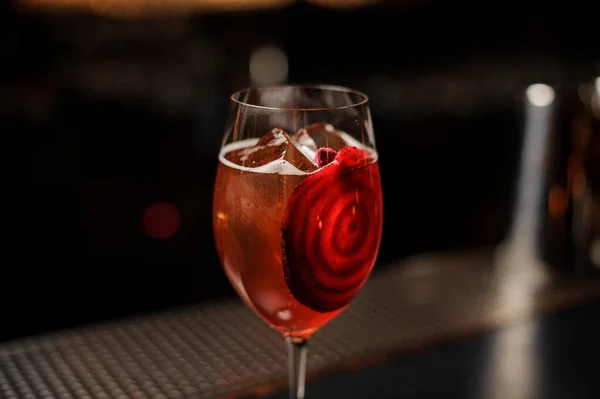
[213,85,383,398]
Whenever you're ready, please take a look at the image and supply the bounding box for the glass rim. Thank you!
[230,84,369,111]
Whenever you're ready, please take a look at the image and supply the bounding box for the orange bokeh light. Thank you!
[548,185,569,218]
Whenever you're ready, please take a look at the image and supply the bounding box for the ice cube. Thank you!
[293,123,348,161]
[226,128,318,173]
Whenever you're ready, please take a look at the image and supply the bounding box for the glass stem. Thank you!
[286,336,308,399]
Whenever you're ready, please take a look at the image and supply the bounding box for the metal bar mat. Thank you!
[1,251,599,399]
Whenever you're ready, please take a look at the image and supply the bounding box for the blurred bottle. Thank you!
[539,76,600,275]
[572,77,600,271]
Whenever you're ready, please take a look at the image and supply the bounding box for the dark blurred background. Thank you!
[1,0,598,342]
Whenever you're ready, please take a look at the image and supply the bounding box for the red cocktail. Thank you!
[213,86,382,398]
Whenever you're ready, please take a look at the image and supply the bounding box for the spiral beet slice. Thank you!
[282,149,383,313]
